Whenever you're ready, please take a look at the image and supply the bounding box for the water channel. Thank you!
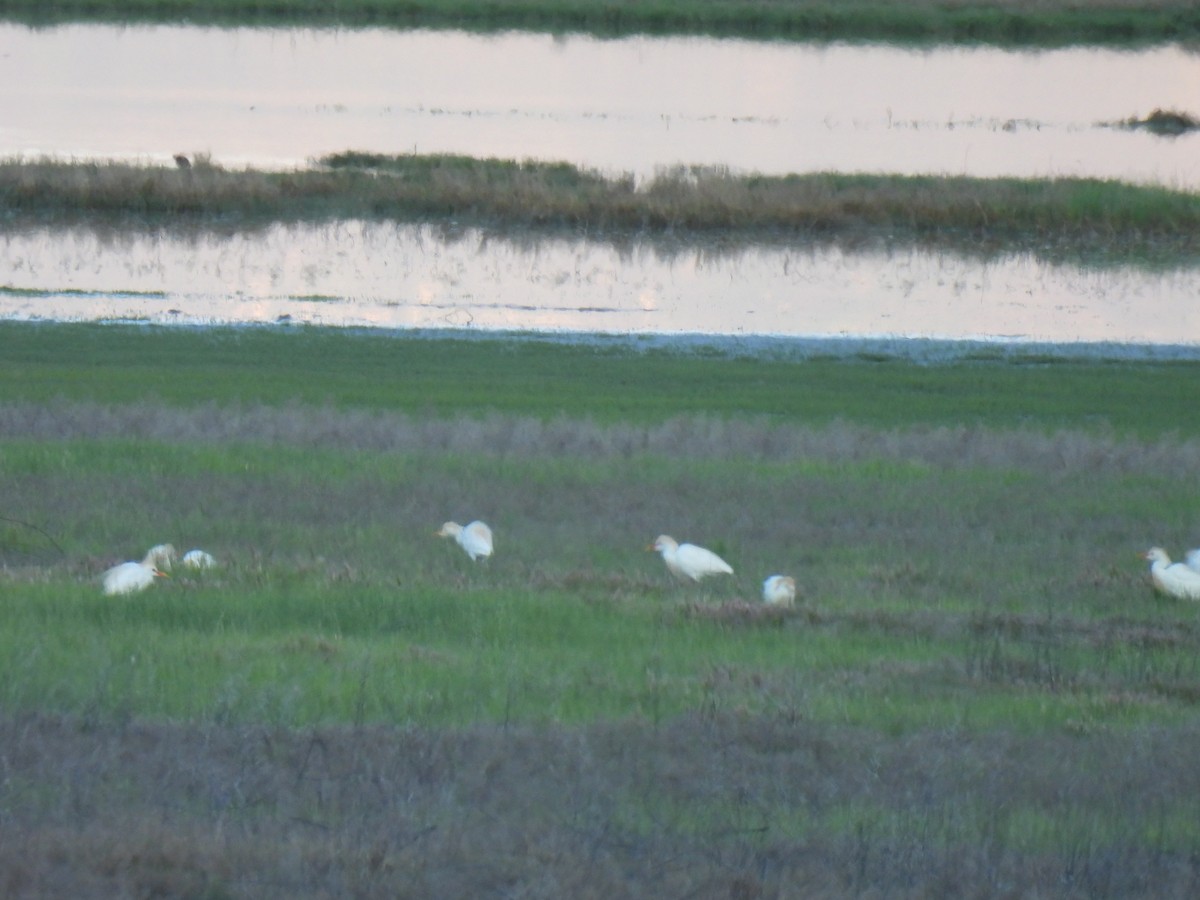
[1,25,1197,347]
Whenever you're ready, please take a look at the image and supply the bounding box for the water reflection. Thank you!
[0,24,1197,186]
[2,222,1197,344]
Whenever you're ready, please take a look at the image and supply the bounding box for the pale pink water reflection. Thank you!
[2,223,1197,344]
[0,24,1197,186]
[3,25,1198,345]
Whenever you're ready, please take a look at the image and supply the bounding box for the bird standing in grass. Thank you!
[649,535,733,582]
[1143,547,1200,600]
[182,549,217,569]
[102,552,170,596]
[762,574,796,606]
[437,520,494,561]
[144,543,177,571]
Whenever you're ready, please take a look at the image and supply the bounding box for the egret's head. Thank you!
[1144,547,1169,564]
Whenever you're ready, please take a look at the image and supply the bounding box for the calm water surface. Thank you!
[3,223,1197,345]
[1,25,1197,346]
[2,24,1197,185]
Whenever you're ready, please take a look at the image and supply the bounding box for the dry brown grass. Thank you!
[4,400,1200,475]
[2,711,1198,899]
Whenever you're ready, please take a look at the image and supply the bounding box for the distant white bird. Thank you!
[1143,547,1200,601]
[182,549,217,569]
[102,551,170,596]
[144,543,177,571]
[648,535,733,582]
[437,520,494,561]
[762,574,796,606]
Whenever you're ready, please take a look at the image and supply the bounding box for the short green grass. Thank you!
[2,322,1199,735]
[3,322,1200,436]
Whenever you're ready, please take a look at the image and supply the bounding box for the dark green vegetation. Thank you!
[3,323,1200,895]
[1118,107,1200,137]
[2,0,1198,46]
[4,155,1200,265]
[4,321,1200,435]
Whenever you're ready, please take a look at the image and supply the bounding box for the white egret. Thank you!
[144,543,177,571]
[762,574,797,606]
[1143,547,1200,601]
[648,535,733,582]
[102,551,170,596]
[437,520,494,561]
[182,549,217,569]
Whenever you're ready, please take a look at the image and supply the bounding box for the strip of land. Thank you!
[2,0,1198,46]
[4,155,1199,265]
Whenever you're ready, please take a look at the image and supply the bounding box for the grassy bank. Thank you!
[4,156,1200,265]
[4,322,1200,435]
[3,323,1200,896]
[2,0,1198,46]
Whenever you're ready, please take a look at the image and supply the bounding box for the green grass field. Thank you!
[2,322,1200,894]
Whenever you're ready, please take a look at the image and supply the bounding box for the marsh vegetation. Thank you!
[4,156,1200,265]
[4,0,1199,45]
[2,324,1200,896]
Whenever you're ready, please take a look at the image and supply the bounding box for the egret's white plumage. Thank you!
[762,574,796,606]
[182,549,217,569]
[144,543,177,571]
[648,535,733,582]
[1144,547,1200,601]
[437,520,494,561]
[102,550,170,596]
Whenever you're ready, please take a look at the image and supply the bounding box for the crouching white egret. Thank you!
[182,549,217,569]
[437,520,494,561]
[1143,547,1200,601]
[649,535,733,582]
[762,574,796,606]
[102,551,170,596]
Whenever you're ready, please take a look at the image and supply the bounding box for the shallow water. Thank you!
[3,222,1198,346]
[2,24,1198,348]
[1,24,1197,186]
